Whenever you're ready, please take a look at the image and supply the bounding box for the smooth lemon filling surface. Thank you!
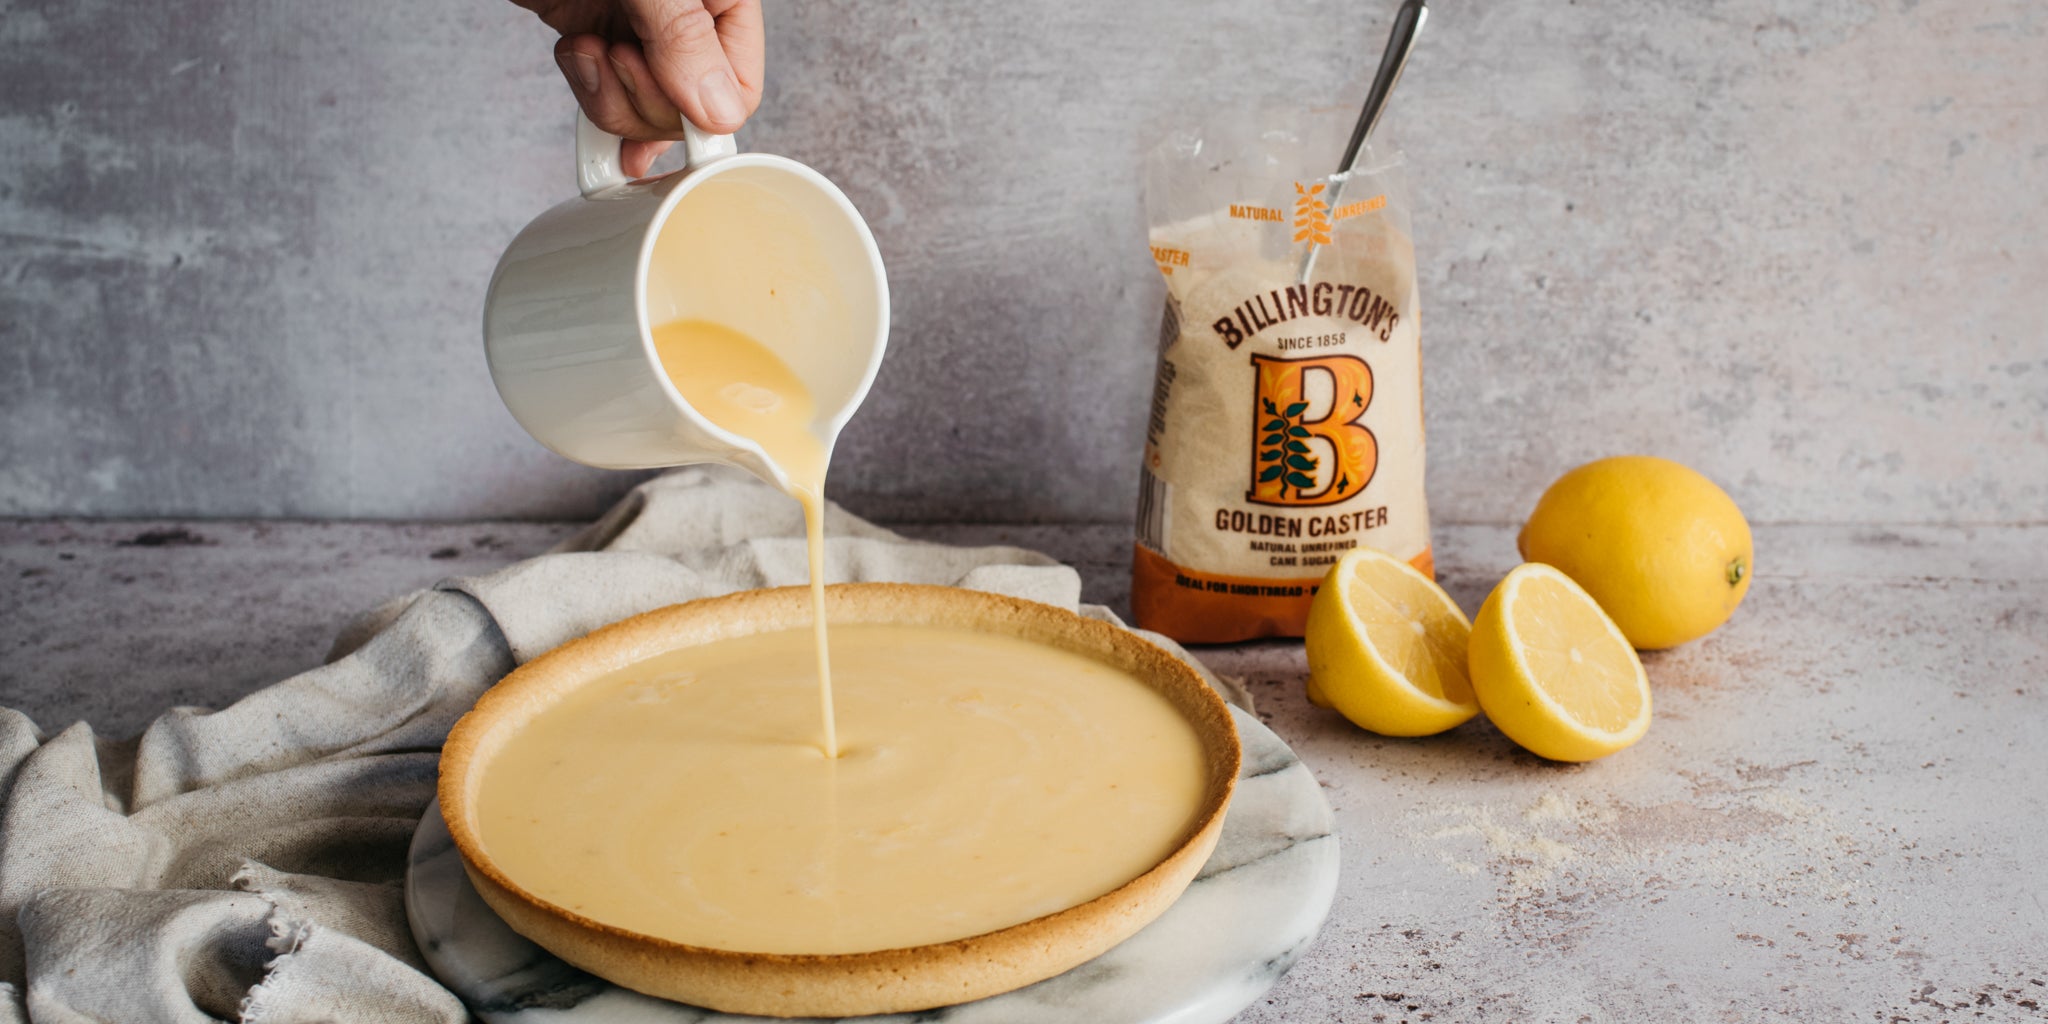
[474,623,1209,955]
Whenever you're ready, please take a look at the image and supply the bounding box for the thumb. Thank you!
[624,0,764,134]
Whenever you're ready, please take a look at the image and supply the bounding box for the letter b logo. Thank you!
[1248,354,1377,507]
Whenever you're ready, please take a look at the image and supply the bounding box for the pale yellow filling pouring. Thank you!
[652,318,839,756]
[474,623,1209,954]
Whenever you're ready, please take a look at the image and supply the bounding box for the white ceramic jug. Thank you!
[482,113,889,493]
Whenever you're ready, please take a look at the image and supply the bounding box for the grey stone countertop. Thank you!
[4,519,2045,1022]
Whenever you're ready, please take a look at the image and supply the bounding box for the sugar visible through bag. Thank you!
[1133,112,1432,643]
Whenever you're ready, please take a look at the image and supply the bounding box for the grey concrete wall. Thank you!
[3,0,2043,523]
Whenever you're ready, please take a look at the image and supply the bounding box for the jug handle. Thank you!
[576,111,739,197]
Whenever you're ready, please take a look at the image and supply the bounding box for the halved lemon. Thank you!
[1469,563,1652,762]
[1304,548,1477,736]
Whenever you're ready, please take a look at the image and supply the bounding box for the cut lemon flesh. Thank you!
[1469,563,1651,762]
[1304,548,1476,737]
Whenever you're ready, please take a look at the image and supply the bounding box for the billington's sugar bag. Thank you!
[1132,110,1432,643]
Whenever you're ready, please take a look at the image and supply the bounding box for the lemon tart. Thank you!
[439,583,1239,1017]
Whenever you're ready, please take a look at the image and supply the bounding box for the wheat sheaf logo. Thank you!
[1292,182,1332,247]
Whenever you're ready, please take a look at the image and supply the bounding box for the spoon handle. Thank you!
[1340,0,1429,176]
[1299,0,1428,286]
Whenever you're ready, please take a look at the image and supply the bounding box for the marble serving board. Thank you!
[406,706,1338,1024]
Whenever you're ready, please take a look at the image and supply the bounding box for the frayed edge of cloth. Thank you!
[232,863,316,1024]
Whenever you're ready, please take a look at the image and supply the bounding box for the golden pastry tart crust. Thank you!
[438,583,1241,1018]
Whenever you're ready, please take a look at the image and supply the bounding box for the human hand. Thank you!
[513,0,764,176]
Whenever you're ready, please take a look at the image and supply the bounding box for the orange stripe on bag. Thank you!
[1131,544,1434,644]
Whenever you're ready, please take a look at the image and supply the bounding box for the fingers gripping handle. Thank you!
[575,111,739,197]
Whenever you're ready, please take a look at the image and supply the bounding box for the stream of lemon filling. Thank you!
[651,318,839,756]
[474,623,1209,954]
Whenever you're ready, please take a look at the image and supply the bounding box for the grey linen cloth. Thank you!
[0,468,1244,1023]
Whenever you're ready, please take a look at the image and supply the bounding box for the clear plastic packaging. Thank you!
[1132,108,1433,643]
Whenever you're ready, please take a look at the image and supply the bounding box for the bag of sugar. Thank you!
[1132,109,1433,643]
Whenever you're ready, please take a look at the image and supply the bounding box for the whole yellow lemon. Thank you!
[1516,456,1752,650]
